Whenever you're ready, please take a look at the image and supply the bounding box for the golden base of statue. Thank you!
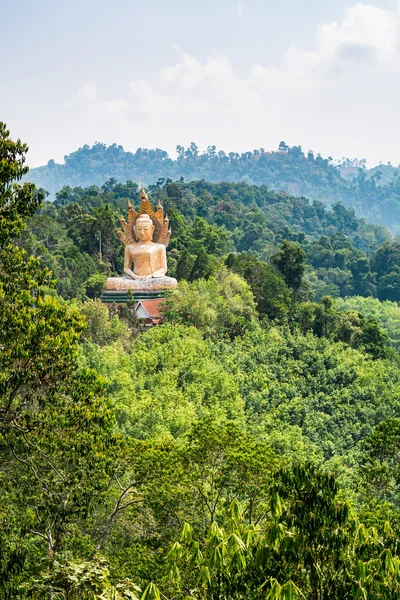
[105,275,177,291]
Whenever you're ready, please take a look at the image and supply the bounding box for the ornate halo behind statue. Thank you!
[117,188,171,247]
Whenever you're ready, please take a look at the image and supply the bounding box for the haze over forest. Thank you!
[27,140,400,232]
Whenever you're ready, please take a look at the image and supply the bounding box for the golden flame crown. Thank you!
[118,187,171,247]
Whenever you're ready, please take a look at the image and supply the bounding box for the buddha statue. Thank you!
[105,188,177,291]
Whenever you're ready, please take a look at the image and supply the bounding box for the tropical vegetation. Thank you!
[4,122,400,598]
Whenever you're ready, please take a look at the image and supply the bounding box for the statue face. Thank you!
[134,216,154,242]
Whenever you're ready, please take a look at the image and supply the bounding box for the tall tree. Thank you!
[0,122,84,430]
[189,248,215,281]
[271,240,306,293]
[0,123,128,597]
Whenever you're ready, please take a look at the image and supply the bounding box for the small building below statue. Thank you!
[135,299,164,327]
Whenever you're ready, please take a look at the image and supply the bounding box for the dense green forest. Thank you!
[20,177,400,307]
[5,121,400,598]
[26,142,400,232]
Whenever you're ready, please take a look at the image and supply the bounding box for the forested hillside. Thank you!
[21,177,400,306]
[27,142,400,231]
[340,158,398,185]
[5,122,400,597]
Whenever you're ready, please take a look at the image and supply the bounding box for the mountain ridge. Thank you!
[25,141,400,232]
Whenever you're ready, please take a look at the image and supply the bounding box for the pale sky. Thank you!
[1,0,399,167]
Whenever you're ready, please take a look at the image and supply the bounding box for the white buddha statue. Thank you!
[105,189,177,292]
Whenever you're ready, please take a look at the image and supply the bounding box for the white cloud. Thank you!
[236,0,246,17]
[71,83,129,126]
[70,2,400,166]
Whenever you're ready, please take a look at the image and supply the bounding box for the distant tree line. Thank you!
[25,141,400,232]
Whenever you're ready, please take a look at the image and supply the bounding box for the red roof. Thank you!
[137,299,164,318]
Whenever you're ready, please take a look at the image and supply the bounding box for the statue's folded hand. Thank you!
[151,269,166,278]
[124,268,146,280]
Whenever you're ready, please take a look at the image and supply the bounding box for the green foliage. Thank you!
[371,240,400,301]
[22,141,400,234]
[0,122,44,245]
[226,252,292,320]
[9,370,119,563]
[101,419,280,586]
[29,556,139,599]
[188,248,216,281]
[80,312,400,463]
[175,248,195,280]
[162,269,258,339]
[306,233,376,298]
[167,464,400,600]
[81,323,244,439]
[271,240,307,293]
[295,296,390,359]
[361,419,400,506]
[79,300,131,347]
[85,272,108,299]
[226,326,400,458]
[178,419,280,525]
[337,295,400,352]
[0,123,85,431]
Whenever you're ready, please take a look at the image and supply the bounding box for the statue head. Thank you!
[134,214,155,242]
[118,189,171,248]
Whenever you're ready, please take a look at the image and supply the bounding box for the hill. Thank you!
[340,158,399,185]
[26,142,400,232]
[20,178,399,305]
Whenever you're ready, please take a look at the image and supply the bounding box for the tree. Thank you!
[175,249,195,281]
[178,419,279,526]
[371,241,400,302]
[30,557,139,599]
[357,313,389,359]
[226,253,291,320]
[271,240,306,293]
[0,122,85,430]
[361,419,400,506]
[8,372,121,574]
[166,182,183,202]
[336,295,400,353]
[0,123,130,597]
[103,420,280,586]
[293,297,390,358]
[80,299,130,346]
[167,464,400,600]
[84,272,107,299]
[278,140,289,152]
[189,248,215,281]
[162,270,258,339]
